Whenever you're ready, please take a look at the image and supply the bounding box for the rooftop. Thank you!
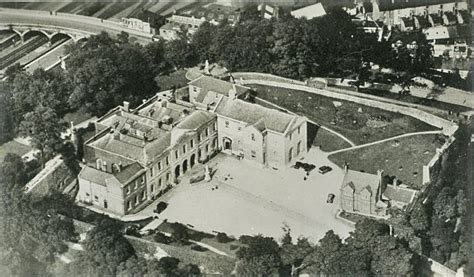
[342,169,380,194]
[189,75,249,102]
[215,97,297,134]
[291,3,326,19]
[375,0,457,11]
[382,185,417,204]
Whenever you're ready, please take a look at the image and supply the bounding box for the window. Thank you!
[96,159,102,170]
[158,162,162,171]
[126,186,131,194]
[238,126,241,131]
[166,173,170,181]
[94,196,99,201]
[140,176,145,184]
[182,144,186,154]
[150,167,154,177]
[213,122,217,131]
[151,183,155,192]
[289,132,292,140]
[190,139,194,148]
[193,86,198,92]
[102,161,107,172]
[135,195,139,204]
[86,193,90,197]
[251,150,256,158]
[297,141,301,155]
[205,144,209,152]
[251,133,255,141]
[158,178,162,188]
[166,156,169,165]
[141,190,146,200]
[127,201,132,210]
[225,121,229,128]
[298,126,301,134]
[134,181,138,189]
[175,150,179,159]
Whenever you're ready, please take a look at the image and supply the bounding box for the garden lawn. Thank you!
[328,134,446,189]
[0,140,32,163]
[157,70,189,91]
[250,84,439,145]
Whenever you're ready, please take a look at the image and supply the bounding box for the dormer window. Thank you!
[251,134,255,141]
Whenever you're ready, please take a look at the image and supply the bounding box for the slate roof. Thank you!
[342,170,380,194]
[401,17,414,28]
[443,11,457,24]
[414,15,430,28]
[115,162,144,184]
[91,135,146,163]
[189,75,249,103]
[383,185,417,204]
[175,110,216,130]
[215,97,297,134]
[79,166,111,187]
[429,14,443,25]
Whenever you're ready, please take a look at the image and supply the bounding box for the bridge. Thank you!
[0,8,154,45]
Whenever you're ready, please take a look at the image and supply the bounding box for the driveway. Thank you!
[158,150,353,242]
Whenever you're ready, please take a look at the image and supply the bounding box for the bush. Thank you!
[229,244,240,251]
[170,222,189,241]
[216,232,231,243]
[154,232,172,244]
[191,244,207,252]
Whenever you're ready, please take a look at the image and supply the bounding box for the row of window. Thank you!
[127,190,147,211]
[125,176,145,195]
[150,173,171,193]
[289,125,302,141]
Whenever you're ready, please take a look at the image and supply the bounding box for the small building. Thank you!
[159,15,206,41]
[340,166,418,217]
[400,17,415,31]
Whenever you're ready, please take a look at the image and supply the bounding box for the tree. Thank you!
[71,219,135,276]
[67,32,157,115]
[0,83,16,143]
[170,222,189,242]
[19,105,65,168]
[0,153,28,188]
[4,63,24,82]
[235,235,281,276]
[280,227,314,276]
[370,235,414,276]
[164,34,197,69]
[409,204,429,232]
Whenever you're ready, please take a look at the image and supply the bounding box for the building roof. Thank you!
[215,97,297,134]
[178,4,241,23]
[443,11,458,23]
[342,170,380,194]
[291,3,326,19]
[383,185,417,204]
[175,110,216,130]
[401,17,414,27]
[375,0,456,11]
[189,75,249,102]
[79,166,112,187]
[429,13,443,25]
[114,162,144,184]
[414,15,430,28]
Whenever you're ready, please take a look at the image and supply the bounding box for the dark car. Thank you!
[318,166,332,174]
[327,193,335,203]
[154,201,168,214]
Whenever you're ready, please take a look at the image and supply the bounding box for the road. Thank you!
[0,8,153,44]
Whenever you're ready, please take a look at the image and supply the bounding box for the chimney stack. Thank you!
[229,83,237,99]
[377,169,384,185]
[123,101,130,112]
[343,161,349,174]
[392,177,398,187]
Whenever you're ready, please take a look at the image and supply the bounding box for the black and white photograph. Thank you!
[0,0,471,276]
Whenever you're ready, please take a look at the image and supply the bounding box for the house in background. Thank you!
[291,2,326,19]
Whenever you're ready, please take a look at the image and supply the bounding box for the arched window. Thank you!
[297,141,301,155]
[96,159,102,170]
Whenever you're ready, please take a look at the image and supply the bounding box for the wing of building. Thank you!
[78,74,307,215]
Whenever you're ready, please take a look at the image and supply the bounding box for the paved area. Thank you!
[158,152,353,242]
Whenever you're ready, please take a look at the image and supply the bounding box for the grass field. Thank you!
[0,140,32,163]
[328,134,446,189]
[157,70,189,91]
[250,84,439,145]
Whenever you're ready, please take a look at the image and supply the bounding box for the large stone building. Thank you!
[78,76,308,215]
[78,94,218,215]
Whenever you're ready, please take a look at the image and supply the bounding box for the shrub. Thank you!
[229,244,240,251]
[170,222,189,241]
[154,232,172,244]
[191,244,207,252]
[216,232,230,243]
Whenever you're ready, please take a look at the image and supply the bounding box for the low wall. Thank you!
[24,155,76,196]
[237,75,459,189]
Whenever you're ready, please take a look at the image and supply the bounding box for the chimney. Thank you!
[113,128,120,140]
[392,177,398,187]
[123,101,130,112]
[377,169,384,185]
[161,100,168,108]
[229,83,237,99]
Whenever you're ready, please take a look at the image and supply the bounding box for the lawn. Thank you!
[328,134,446,189]
[0,140,32,163]
[250,84,439,145]
[156,70,189,91]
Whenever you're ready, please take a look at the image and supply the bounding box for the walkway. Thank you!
[327,130,443,156]
[255,96,356,147]
[0,8,153,44]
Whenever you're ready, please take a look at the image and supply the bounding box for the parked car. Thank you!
[154,201,168,214]
[327,193,335,203]
[318,166,332,174]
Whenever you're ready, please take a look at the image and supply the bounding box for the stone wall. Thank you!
[24,155,76,196]
[237,75,459,188]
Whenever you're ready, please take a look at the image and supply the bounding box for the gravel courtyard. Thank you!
[159,151,353,242]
